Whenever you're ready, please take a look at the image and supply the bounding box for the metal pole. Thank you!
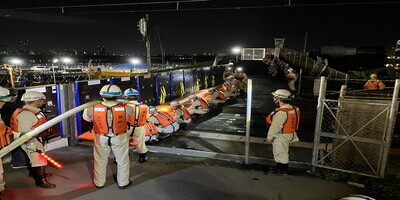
[52,64,57,84]
[303,32,308,54]
[297,68,303,96]
[245,79,252,164]
[345,74,349,86]
[379,79,400,177]
[145,14,152,73]
[311,76,327,172]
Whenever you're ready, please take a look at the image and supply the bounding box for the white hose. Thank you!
[0,100,101,158]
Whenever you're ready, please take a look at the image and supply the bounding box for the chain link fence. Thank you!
[312,77,400,178]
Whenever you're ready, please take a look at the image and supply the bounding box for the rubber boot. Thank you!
[279,163,288,175]
[138,153,147,163]
[32,166,56,189]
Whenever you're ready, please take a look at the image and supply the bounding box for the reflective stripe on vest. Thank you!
[145,121,158,136]
[10,108,47,132]
[265,106,300,134]
[93,104,127,135]
[152,111,176,127]
[218,91,227,100]
[126,103,148,127]
[180,107,191,120]
[198,98,209,109]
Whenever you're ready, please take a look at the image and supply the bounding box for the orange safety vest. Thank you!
[151,111,176,127]
[125,102,148,127]
[265,106,300,134]
[364,80,385,90]
[93,104,127,135]
[178,106,191,120]
[11,108,48,133]
[0,118,13,148]
[224,71,233,77]
[234,73,245,80]
[145,121,158,136]
[198,98,209,109]
[217,91,227,100]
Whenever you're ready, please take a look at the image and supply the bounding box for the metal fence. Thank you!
[312,77,400,178]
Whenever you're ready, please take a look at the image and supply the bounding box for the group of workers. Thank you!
[264,58,298,93]
[222,66,248,97]
[12,69,43,88]
[0,87,57,198]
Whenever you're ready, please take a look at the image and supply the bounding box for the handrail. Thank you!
[0,100,101,158]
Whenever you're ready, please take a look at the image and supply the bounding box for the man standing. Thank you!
[10,91,56,188]
[286,68,298,93]
[265,89,300,175]
[83,84,133,189]
[123,88,148,163]
[0,87,14,197]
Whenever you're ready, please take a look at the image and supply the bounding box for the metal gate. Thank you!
[312,77,399,178]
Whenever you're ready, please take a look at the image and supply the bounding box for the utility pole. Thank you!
[303,32,308,54]
[137,14,152,73]
[155,27,165,65]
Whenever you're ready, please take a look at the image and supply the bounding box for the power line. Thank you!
[1,1,399,14]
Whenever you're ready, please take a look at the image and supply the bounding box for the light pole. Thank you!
[52,58,59,84]
[130,58,141,72]
[62,57,72,69]
[9,58,23,89]
[10,58,22,69]
[232,47,241,63]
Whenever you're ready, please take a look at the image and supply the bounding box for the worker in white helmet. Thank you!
[148,107,179,138]
[286,68,298,92]
[169,101,191,130]
[0,87,13,197]
[187,94,209,115]
[123,88,148,163]
[265,89,300,175]
[10,91,56,188]
[83,84,134,189]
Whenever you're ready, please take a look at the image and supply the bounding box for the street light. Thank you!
[231,47,241,63]
[10,58,22,68]
[52,58,59,84]
[130,58,140,66]
[62,57,72,68]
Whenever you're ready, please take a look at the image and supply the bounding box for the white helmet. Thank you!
[124,88,139,96]
[0,87,11,102]
[99,84,122,97]
[288,68,294,72]
[188,94,197,99]
[170,101,180,107]
[227,75,234,80]
[271,89,292,99]
[21,91,46,101]
[148,106,158,114]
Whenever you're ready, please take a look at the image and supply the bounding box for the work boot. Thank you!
[138,153,147,163]
[267,163,280,174]
[118,179,132,190]
[279,164,288,176]
[31,166,56,189]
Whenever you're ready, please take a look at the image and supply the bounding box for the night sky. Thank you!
[0,0,398,54]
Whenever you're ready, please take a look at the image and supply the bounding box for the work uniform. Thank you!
[10,105,48,167]
[223,71,233,81]
[209,91,227,106]
[234,72,248,90]
[364,80,385,90]
[188,98,209,115]
[83,102,133,187]
[173,106,192,124]
[0,114,13,192]
[125,101,148,154]
[223,82,240,98]
[266,104,300,164]
[148,111,179,135]
[287,72,298,92]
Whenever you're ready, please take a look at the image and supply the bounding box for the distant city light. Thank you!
[10,58,22,65]
[130,58,140,65]
[62,57,73,64]
[53,58,59,63]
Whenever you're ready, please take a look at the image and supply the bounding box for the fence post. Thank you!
[311,76,327,172]
[245,79,253,164]
[345,74,349,86]
[379,79,400,177]
[297,68,303,96]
